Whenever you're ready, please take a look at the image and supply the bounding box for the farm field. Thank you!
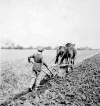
[1,49,100,64]
[0,49,100,79]
[0,49,100,106]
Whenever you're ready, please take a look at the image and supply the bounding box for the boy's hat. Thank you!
[37,48,44,52]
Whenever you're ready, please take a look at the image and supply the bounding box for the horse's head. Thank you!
[65,43,75,48]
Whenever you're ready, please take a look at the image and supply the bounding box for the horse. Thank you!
[60,43,77,65]
[55,43,77,65]
[55,46,66,64]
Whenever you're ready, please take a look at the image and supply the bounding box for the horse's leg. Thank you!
[70,65,73,70]
[68,56,70,64]
[68,52,72,64]
[72,56,76,65]
[55,53,60,64]
[68,58,70,64]
[69,57,72,64]
[72,49,76,65]
[65,66,69,73]
[71,58,73,64]
[73,59,74,65]
[65,56,68,64]
[60,53,66,64]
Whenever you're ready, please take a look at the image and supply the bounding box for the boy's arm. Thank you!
[42,61,53,76]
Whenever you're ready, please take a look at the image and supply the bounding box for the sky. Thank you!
[0,0,100,48]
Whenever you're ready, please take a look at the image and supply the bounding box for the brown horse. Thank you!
[55,43,77,65]
[55,46,66,64]
[60,43,77,65]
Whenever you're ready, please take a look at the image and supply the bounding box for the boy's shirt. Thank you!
[30,52,48,73]
[32,52,43,63]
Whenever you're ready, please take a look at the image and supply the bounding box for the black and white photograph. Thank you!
[0,0,100,106]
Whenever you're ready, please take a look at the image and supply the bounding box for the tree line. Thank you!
[0,41,93,50]
[0,42,53,50]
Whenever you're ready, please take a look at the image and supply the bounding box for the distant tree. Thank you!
[26,46,33,49]
[44,46,52,50]
[14,45,24,49]
[35,46,44,50]
[77,47,92,50]
[54,46,59,50]
[1,40,16,49]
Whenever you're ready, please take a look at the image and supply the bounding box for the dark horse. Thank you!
[55,43,77,66]
[55,46,66,64]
